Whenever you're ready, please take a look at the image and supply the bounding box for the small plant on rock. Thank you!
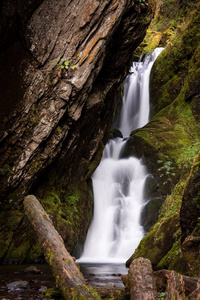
[157,155,176,186]
[53,58,77,79]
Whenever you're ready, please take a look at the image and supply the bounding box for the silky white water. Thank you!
[78,48,164,263]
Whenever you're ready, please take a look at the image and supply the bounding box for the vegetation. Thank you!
[53,58,77,70]
[127,0,200,276]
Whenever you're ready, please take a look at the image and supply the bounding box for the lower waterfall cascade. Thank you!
[78,47,164,264]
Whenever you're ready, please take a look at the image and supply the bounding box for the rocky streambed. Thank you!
[0,263,128,300]
[0,264,55,300]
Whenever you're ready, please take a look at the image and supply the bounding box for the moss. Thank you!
[5,240,32,262]
[43,287,64,299]
[45,248,54,266]
[134,0,199,58]
[27,241,43,262]
[157,239,189,274]
[126,180,186,268]
[35,175,93,257]
[0,209,24,262]
[150,3,200,114]
[126,213,180,267]
[0,230,13,260]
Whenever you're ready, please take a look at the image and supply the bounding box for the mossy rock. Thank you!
[38,179,94,258]
[150,3,200,114]
[157,238,189,275]
[141,197,165,232]
[0,175,94,263]
[180,152,200,276]
[134,0,198,58]
[43,287,64,299]
[126,180,186,269]
[180,152,200,242]
[126,213,180,267]
[125,6,200,248]
[109,128,123,139]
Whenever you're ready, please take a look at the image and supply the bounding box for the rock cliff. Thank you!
[0,0,151,262]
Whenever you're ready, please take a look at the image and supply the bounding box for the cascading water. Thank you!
[78,47,164,264]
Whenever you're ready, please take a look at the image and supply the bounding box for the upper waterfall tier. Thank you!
[119,47,164,137]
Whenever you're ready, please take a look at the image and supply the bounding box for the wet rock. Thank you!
[105,282,116,288]
[6,280,29,291]
[24,265,42,274]
[141,197,164,232]
[39,285,48,292]
[110,128,123,139]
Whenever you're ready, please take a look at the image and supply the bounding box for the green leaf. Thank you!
[157,160,163,164]
[70,65,77,70]
[61,58,65,61]
[61,65,64,69]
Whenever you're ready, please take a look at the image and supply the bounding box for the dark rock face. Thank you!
[0,0,151,262]
[180,153,200,276]
[180,153,200,242]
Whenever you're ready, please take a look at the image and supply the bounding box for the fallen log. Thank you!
[24,195,100,300]
[154,269,200,297]
[128,257,157,300]
[164,270,185,300]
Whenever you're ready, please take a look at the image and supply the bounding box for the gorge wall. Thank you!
[0,0,152,263]
[1,0,199,279]
[126,0,200,277]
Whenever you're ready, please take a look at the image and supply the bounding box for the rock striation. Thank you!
[0,0,152,262]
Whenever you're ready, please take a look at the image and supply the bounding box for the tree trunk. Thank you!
[24,195,100,299]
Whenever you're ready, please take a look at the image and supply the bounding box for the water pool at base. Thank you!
[79,263,128,288]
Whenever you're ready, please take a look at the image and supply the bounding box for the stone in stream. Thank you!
[6,280,29,291]
[24,265,42,274]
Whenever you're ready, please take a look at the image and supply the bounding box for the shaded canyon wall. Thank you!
[0,0,152,262]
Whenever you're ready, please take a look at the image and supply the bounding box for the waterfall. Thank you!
[78,47,164,263]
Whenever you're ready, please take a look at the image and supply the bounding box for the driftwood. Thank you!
[24,195,100,300]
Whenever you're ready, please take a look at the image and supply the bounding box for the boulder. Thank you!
[6,280,29,291]
[24,265,42,274]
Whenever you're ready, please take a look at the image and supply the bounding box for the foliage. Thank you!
[138,0,146,6]
[158,292,166,300]
[53,58,77,70]
[65,195,79,213]
[157,155,176,186]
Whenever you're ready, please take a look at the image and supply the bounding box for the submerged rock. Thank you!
[6,280,29,291]
[24,266,42,274]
